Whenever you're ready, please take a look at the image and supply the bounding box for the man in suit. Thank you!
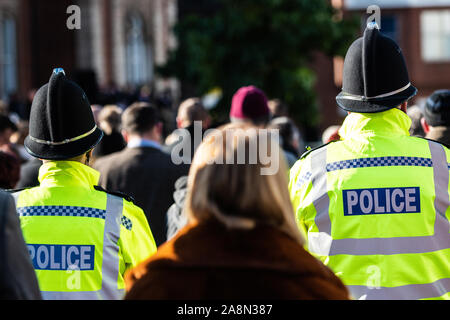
[94,102,189,246]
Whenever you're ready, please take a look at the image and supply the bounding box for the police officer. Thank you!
[11,69,157,299]
[289,24,450,300]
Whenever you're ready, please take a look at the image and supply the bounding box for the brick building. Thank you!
[0,0,177,103]
[314,0,450,134]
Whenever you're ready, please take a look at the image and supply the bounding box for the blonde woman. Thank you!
[124,123,349,300]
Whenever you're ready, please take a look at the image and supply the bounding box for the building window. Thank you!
[421,10,450,62]
[0,12,17,100]
[125,13,153,87]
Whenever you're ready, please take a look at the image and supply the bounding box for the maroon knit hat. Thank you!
[230,86,270,124]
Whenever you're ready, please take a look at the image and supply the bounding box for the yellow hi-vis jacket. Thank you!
[12,161,157,300]
[289,108,450,300]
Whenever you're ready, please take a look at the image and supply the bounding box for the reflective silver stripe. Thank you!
[308,141,450,256]
[308,147,333,255]
[99,194,124,299]
[429,141,450,223]
[338,83,411,101]
[41,194,124,300]
[28,125,97,146]
[348,278,450,300]
[41,289,125,300]
[329,233,450,256]
[311,147,331,234]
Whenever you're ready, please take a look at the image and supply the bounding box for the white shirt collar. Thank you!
[127,138,161,150]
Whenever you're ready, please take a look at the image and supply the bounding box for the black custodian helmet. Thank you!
[336,22,417,113]
[24,68,103,160]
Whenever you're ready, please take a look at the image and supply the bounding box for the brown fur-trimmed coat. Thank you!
[124,219,350,300]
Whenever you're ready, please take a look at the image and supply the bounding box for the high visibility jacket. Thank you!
[12,161,157,300]
[289,108,450,300]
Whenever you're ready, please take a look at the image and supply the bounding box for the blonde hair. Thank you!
[185,122,304,245]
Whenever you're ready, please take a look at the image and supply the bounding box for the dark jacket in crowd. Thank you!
[92,130,126,158]
[15,158,42,189]
[94,146,189,247]
[124,219,350,300]
[0,191,41,299]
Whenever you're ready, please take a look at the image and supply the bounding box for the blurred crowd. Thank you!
[0,86,307,192]
[0,83,309,249]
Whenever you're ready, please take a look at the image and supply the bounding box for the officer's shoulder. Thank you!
[93,185,136,203]
[300,140,338,160]
[412,136,450,150]
[5,187,32,194]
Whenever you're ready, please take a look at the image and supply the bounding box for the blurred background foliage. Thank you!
[159,0,359,130]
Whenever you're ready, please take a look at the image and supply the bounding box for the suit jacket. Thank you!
[94,146,189,246]
[124,219,350,300]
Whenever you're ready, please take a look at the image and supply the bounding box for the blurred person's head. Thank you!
[268,116,303,156]
[322,125,341,144]
[9,120,32,162]
[185,122,304,245]
[139,85,152,100]
[421,90,450,133]
[407,105,425,137]
[10,120,29,146]
[0,151,20,189]
[122,102,162,143]
[177,98,210,129]
[98,105,122,135]
[230,86,271,126]
[91,104,103,125]
[0,114,18,146]
[268,99,289,118]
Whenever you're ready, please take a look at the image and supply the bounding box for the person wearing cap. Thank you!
[421,90,450,147]
[229,85,272,126]
[9,69,157,300]
[289,23,450,300]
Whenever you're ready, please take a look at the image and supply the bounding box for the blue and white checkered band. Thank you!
[17,206,133,230]
[326,156,433,172]
[17,206,106,218]
[121,216,133,230]
[296,171,312,188]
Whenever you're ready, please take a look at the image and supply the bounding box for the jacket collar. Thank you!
[339,108,411,140]
[127,138,161,150]
[38,161,100,188]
